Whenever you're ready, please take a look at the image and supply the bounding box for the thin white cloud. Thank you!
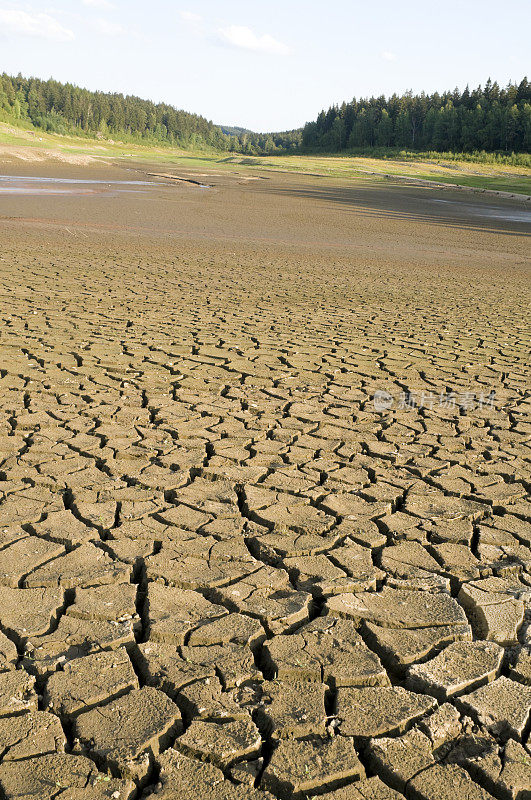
[93,16,124,35]
[0,8,75,41]
[180,10,202,23]
[218,25,290,55]
[381,50,397,62]
[82,0,116,9]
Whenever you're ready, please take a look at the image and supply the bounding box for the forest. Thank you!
[301,78,530,154]
[0,73,300,153]
[1,73,529,157]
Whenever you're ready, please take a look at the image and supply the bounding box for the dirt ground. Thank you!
[0,161,530,800]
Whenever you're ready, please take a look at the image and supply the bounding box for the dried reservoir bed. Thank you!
[0,159,529,800]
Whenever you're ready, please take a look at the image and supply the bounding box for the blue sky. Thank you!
[0,0,529,131]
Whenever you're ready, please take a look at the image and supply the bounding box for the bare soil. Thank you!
[0,160,529,800]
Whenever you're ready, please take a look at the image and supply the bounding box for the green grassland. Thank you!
[1,120,530,196]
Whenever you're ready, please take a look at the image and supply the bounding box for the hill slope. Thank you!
[0,72,234,151]
[0,73,301,155]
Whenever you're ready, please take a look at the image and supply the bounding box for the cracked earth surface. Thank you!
[0,163,530,799]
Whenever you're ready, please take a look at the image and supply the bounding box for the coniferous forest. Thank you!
[0,73,300,153]
[302,78,530,155]
[1,72,529,157]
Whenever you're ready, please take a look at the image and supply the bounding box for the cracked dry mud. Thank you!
[0,162,530,800]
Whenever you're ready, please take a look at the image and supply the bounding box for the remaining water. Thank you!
[0,175,157,196]
[429,197,531,224]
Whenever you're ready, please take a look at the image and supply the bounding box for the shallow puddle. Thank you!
[429,197,531,224]
[0,175,156,196]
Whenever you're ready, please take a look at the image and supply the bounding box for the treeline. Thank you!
[302,79,531,154]
[233,129,302,153]
[1,73,529,157]
[0,73,300,153]
[220,124,301,153]
[0,73,232,149]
